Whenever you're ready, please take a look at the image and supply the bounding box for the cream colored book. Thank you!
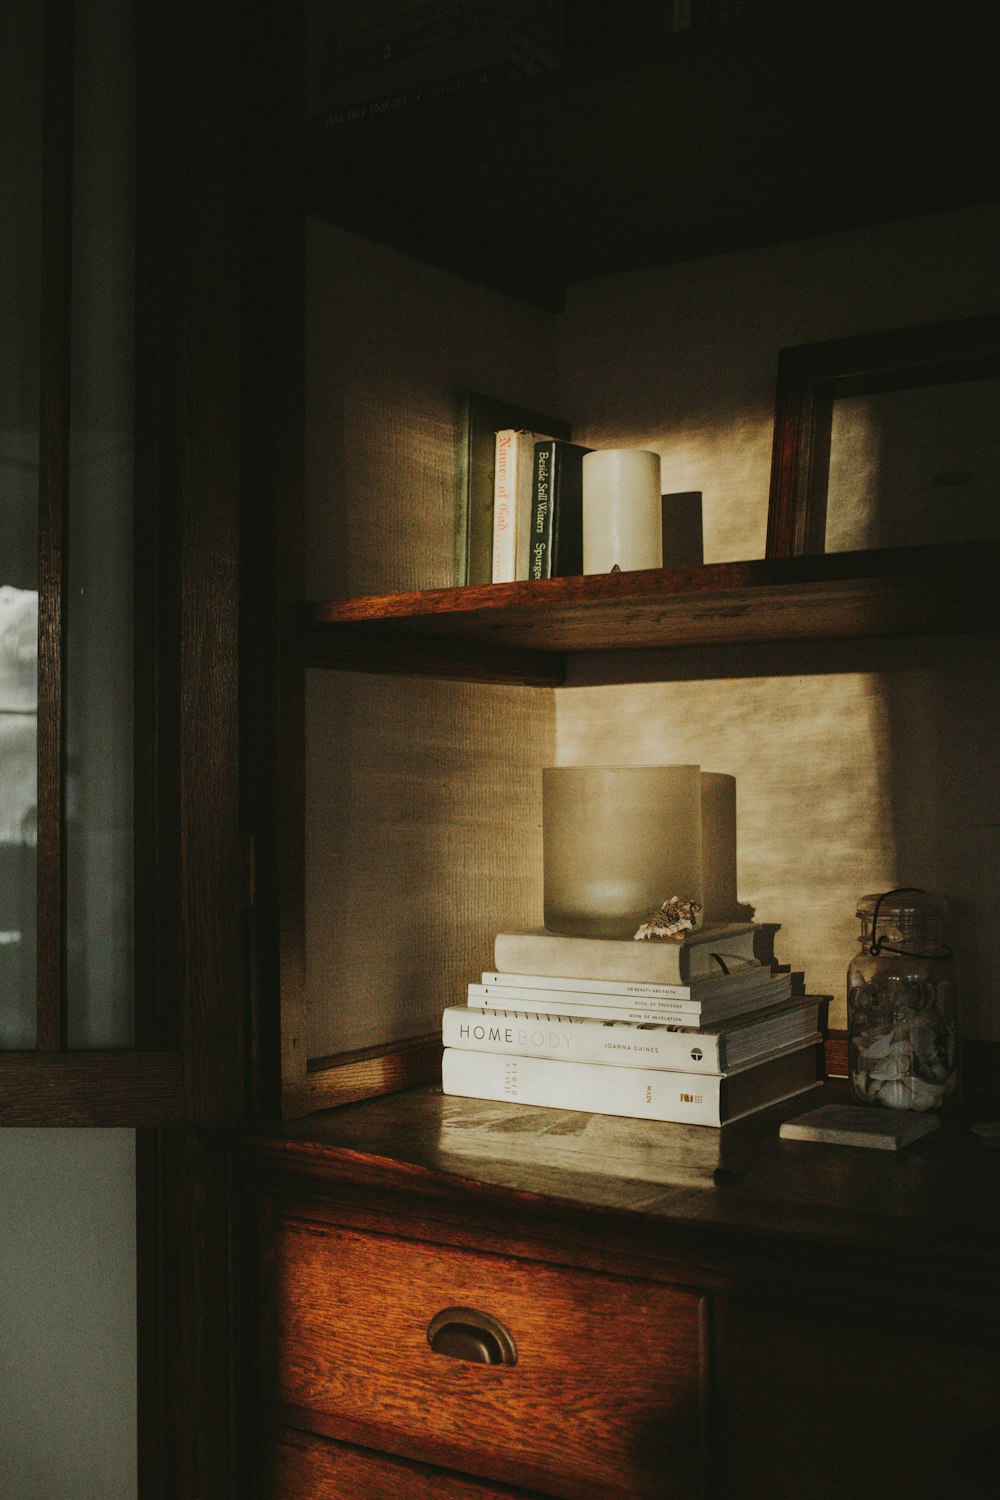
[493,923,757,985]
[442,1041,822,1127]
[444,1000,823,1075]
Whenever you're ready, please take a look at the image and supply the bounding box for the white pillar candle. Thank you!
[582,448,663,573]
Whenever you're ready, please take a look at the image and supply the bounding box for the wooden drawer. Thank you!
[269,1217,707,1500]
[273,1427,550,1499]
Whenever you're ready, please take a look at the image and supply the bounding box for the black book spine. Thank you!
[548,440,591,576]
[529,440,556,579]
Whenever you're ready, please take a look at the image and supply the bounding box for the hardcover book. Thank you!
[457,394,568,585]
[492,427,560,582]
[441,1039,823,1127]
[493,922,758,984]
[443,997,823,1074]
[529,438,592,578]
[484,959,769,1000]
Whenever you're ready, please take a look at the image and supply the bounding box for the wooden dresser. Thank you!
[241,1078,1000,1500]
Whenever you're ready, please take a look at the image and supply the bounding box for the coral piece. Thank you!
[634,896,702,942]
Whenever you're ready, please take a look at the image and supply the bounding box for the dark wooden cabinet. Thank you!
[244,1082,1000,1499]
[102,0,999,1492]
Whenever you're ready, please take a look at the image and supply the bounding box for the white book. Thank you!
[441,1042,822,1127]
[494,922,758,984]
[491,428,555,582]
[467,972,793,1025]
[443,999,823,1075]
[483,960,768,1002]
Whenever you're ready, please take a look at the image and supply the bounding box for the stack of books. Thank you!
[442,922,826,1126]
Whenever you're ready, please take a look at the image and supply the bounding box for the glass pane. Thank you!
[65,0,135,1047]
[0,0,43,1049]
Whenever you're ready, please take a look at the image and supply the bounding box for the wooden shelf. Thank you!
[307,0,1000,308]
[300,542,1000,685]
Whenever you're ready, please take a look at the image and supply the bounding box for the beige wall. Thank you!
[556,205,1000,1032]
[304,205,1000,1053]
[305,222,557,1058]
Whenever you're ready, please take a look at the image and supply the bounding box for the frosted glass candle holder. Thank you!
[542,765,704,939]
[700,771,738,924]
[582,448,663,573]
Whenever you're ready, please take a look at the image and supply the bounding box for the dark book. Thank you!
[529,438,592,579]
[312,59,536,133]
[458,394,569,586]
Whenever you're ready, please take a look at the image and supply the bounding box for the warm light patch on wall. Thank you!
[554,672,897,1027]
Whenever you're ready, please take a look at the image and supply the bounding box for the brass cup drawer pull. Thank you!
[426,1306,518,1366]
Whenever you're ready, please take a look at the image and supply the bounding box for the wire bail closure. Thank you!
[867,886,953,961]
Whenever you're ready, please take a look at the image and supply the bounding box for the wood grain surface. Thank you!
[271,1217,706,1499]
[273,1427,548,1500]
[301,544,1000,680]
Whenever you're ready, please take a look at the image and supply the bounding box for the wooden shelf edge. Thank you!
[299,620,566,686]
[299,544,1000,680]
[305,1034,441,1114]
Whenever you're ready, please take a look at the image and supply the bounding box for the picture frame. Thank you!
[765,313,1000,557]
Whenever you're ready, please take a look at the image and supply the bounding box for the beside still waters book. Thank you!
[528,438,592,578]
[441,1040,823,1127]
[443,998,823,1074]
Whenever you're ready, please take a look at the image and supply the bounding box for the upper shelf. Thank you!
[307,0,1000,307]
[300,542,1000,685]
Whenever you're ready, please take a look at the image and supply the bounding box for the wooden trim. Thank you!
[306,1035,442,1114]
[299,543,1000,682]
[823,1031,848,1079]
[766,314,1000,558]
[301,620,567,686]
[0,1050,182,1124]
[35,0,75,1051]
[133,0,250,1125]
[236,1,308,1122]
[132,0,182,1052]
[136,1125,258,1500]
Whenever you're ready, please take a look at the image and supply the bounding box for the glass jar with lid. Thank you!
[847,888,959,1111]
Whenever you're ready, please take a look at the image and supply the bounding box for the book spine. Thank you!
[468,985,704,1024]
[493,926,757,984]
[548,440,587,576]
[514,434,544,579]
[313,63,513,131]
[491,429,518,582]
[442,1047,727,1125]
[483,966,760,1000]
[443,1005,727,1072]
[528,441,555,580]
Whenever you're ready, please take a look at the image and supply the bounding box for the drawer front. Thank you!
[271,1218,706,1500]
[273,1427,549,1499]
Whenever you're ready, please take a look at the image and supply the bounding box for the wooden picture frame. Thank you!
[765,314,1000,557]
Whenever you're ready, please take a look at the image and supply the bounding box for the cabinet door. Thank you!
[723,1300,1000,1500]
